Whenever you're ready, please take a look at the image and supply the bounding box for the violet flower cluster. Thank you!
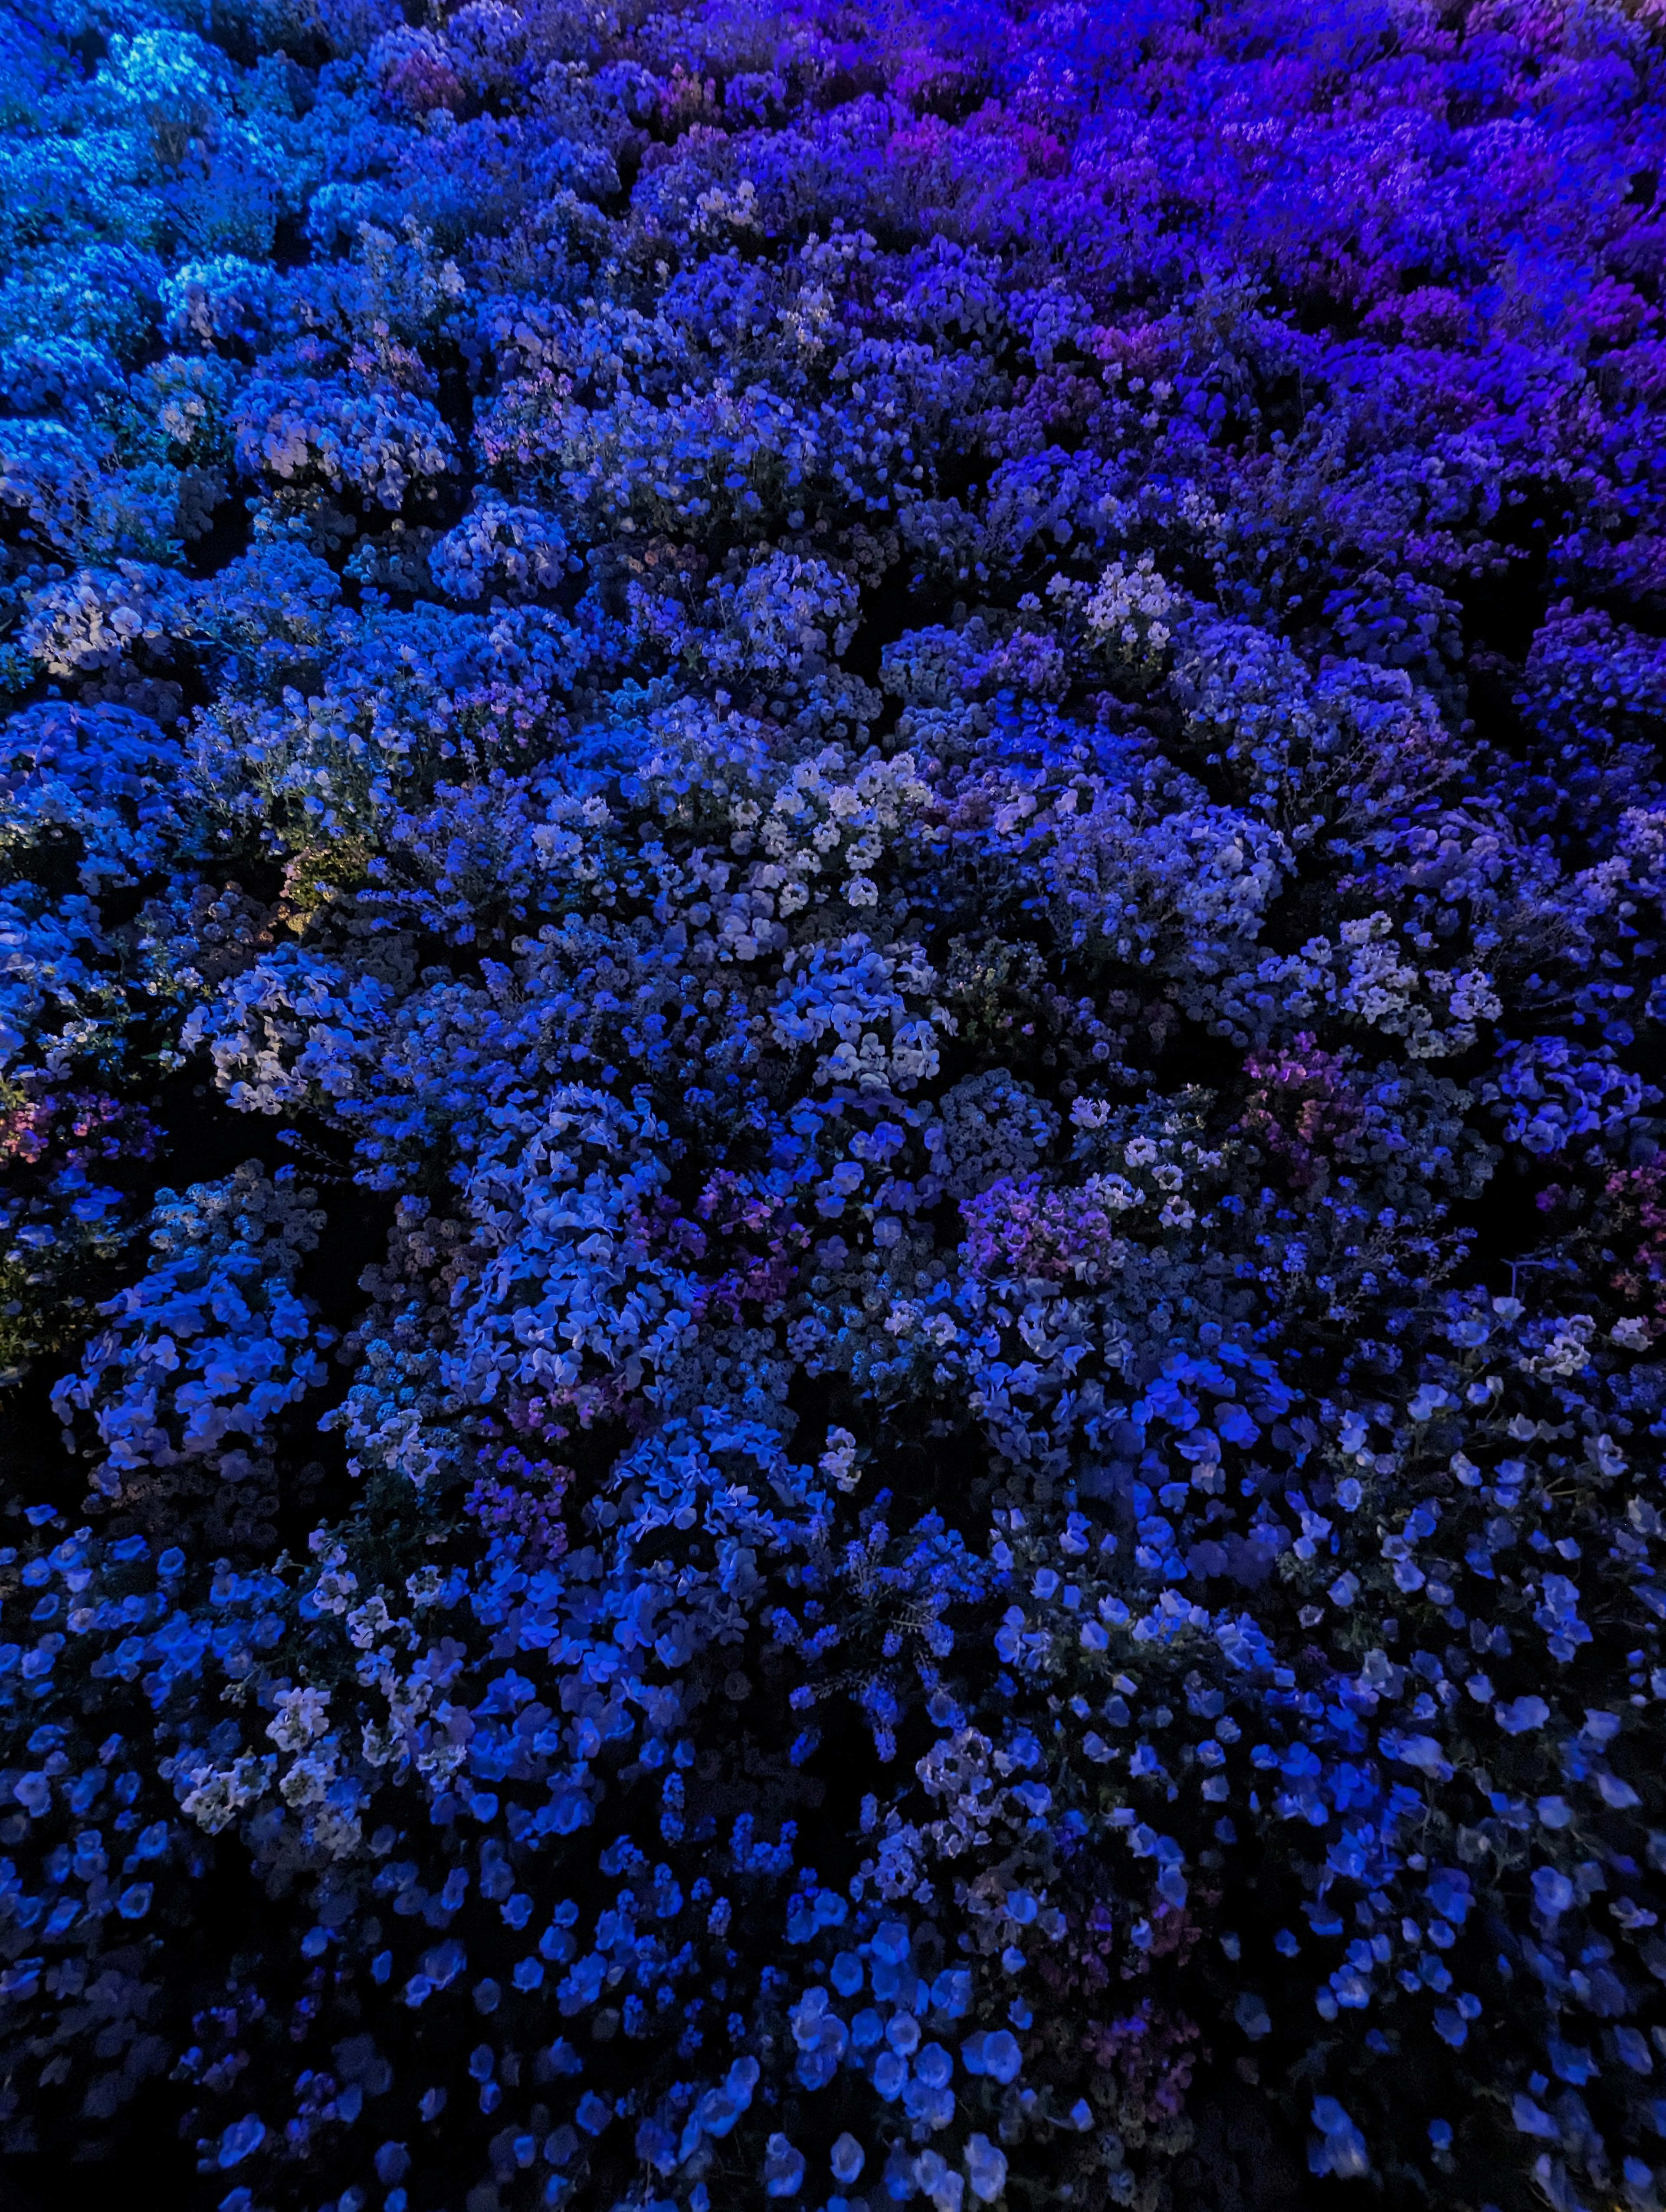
[2,2,1666,2211]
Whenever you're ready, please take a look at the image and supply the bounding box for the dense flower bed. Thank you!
[3,0,1666,2207]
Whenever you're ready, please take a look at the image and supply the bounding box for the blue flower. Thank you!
[216,2118,265,2169]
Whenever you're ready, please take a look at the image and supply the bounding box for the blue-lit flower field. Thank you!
[2,2,1666,2208]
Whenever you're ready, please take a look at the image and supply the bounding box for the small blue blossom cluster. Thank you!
[3,2,1666,2210]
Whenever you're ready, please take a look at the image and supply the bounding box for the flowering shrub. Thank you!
[2,3,1666,2212]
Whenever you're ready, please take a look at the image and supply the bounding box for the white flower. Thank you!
[267,1685,331,1753]
[818,1427,860,1491]
[178,1754,275,1833]
[1082,553,1179,667]
[345,1593,395,1649]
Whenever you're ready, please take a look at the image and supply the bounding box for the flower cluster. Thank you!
[1,2,1666,2211]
